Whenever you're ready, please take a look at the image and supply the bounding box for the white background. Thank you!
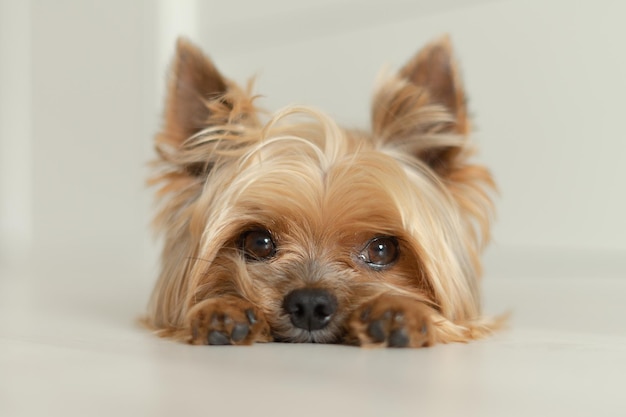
[1,0,625,274]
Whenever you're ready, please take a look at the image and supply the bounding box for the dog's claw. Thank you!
[393,312,405,324]
[245,308,257,325]
[360,307,372,322]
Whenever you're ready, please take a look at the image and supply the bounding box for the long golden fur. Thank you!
[145,35,501,347]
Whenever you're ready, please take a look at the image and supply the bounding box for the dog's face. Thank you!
[148,37,496,346]
[194,124,436,343]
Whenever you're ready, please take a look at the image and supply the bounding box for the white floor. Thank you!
[1,248,625,417]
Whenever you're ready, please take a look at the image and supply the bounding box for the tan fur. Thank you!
[145,36,503,347]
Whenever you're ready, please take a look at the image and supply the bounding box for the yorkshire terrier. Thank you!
[145,35,500,348]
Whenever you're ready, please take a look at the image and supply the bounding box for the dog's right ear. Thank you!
[161,38,229,148]
[156,39,257,177]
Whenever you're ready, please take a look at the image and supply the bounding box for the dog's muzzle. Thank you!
[282,288,337,331]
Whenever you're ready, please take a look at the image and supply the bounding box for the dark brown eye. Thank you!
[241,229,276,261]
[361,236,399,268]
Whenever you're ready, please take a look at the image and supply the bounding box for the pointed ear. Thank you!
[399,35,468,135]
[372,35,469,176]
[161,38,229,147]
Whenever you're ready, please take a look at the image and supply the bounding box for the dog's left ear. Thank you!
[372,35,469,176]
[399,35,468,135]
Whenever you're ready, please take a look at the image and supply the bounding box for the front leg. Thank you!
[348,294,435,348]
[187,296,271,345]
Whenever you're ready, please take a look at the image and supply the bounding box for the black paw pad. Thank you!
[231,323,250,342]
[388,328,409,348]
[208,330,231,345]
[367,320,386,343]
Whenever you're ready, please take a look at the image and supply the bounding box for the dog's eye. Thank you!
[241,230,276,261]
[361,236,399,268]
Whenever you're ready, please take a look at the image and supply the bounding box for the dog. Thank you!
[145,35,500,348]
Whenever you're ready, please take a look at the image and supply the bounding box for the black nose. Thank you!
[283,288,337,331]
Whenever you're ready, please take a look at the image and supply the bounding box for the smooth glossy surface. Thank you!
[1,250,625,417]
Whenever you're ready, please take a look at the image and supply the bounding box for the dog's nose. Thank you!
[283,288,337,331]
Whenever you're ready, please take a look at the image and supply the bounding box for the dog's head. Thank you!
[148,37,494,343]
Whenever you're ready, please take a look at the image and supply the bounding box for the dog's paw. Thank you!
[348,294,434,348]
[187,297,271,345]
